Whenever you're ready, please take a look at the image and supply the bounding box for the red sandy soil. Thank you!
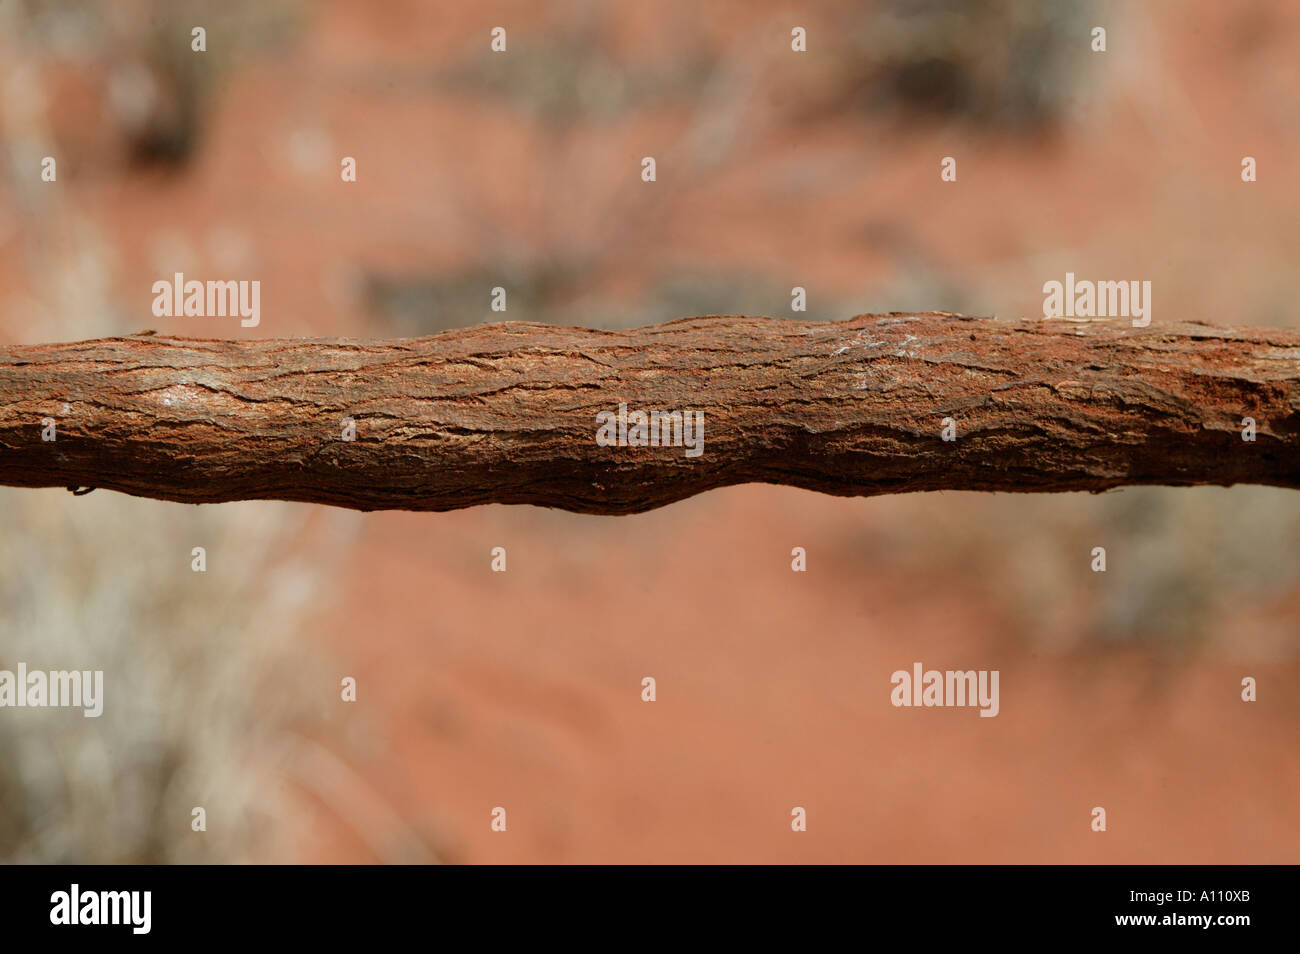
[287,487,1300,863]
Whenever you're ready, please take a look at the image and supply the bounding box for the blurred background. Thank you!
[1,0,1298,863]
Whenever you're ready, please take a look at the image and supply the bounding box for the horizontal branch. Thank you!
[1,313,1297,514]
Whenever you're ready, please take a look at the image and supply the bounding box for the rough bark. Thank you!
[0,313,1297,515]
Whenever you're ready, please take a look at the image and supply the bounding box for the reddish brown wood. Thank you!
[1,313,1297,514]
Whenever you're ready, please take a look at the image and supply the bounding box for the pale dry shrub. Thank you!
[0,490,360,862]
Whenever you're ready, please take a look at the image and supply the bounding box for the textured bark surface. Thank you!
[1,313,1297,514]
